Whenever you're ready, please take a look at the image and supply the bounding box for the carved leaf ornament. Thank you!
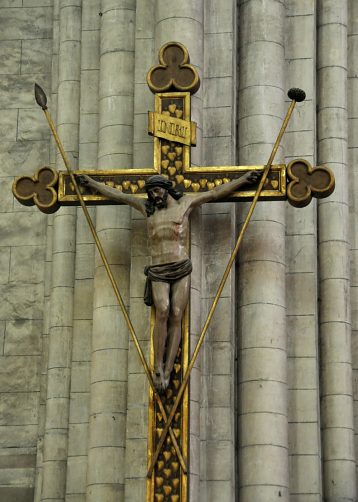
[147,41,200,94]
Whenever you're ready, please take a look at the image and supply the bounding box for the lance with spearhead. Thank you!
[147,87,306,476]
[34,83,188,473]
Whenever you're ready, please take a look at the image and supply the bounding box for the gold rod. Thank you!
[148,96,299,476]
[41,105,187,474]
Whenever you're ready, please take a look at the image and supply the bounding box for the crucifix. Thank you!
[13,42,335,502]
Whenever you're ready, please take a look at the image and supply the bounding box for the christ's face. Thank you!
[148,187,168,209]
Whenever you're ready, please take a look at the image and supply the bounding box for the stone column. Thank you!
[237,1,288,501]
[34,2,60,500]
[41,1,82,501]
[348,0,358,490]
[123,1,154,500]
[200,0,238,500]
[86,1,135,501]
[65,1,100,501]
[285,1,322,500]
[318,1,357,500]
[153,2,204,499]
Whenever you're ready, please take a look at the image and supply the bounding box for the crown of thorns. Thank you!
[145,175,173,192]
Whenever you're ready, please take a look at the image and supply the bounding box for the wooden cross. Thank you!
[13,41,335,502]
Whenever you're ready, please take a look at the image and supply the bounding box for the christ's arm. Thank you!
[188,170,261,209]
[76,174,147,216]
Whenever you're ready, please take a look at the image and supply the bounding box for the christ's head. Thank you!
[144,175,183,216]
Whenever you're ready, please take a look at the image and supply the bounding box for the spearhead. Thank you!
[287,88,306,102]
[34,83,48,110]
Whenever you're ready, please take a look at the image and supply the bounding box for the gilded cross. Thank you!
[12,42,335,502]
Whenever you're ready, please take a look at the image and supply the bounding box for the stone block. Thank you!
[240,380,287,415]
[92,307,129,350]
[288,356,318,391]
[123,438,147,478]
[288,389,318,422]
[125,406,148,439]
[208,374,232,407]
[67,423,88,456]
[87,445,125,483]
[289,454,321,494]
[288,315,317,357]
[202,135,233,167]
[0,139,49,177]
[71,362,90,393]
[206,406,233,441]
[123,478,146,502]
[206,440,233,481]
[91,347,128,384]
[286,272,316,316]
[21,37,52,75]
[4,319,42,356]
[101,9,135,56]
[239,412,287,448]
[202,213,233,255]
[0,247,10,285]
[0,487,34,502]
[74,279,94,319]
[0,282,44,321]
[0,355,41,392]
[0,176,14,214]
[0,392,39,426]
[72,319,92,361]
[239,443,288,487]
[127,373,148,407]
[0,425,37,448]
[99,51,134,98]
[289,422,320,455]
[90,380,127,415]
[0,41,21,75]
[9,245,45,283]
[17,108,50,141]
[68,393,89,424]
[0,322,4,354]
[204,32,232,79]
[66,455,87,494]
[205,480,232,502]
[286,233,316,274]
[239,485,289,502]
[75,243,94,280]
[240,347,287,384]
[286,14,315,60]
[202,252,232,299]
[0,109,18,142]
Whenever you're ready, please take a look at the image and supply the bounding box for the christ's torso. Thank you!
[147,198,191,265]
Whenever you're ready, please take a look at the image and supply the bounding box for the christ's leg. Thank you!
[151,281,170,391]
[163,275,190,387]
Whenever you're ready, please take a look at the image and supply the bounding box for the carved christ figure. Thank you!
[78,172,260,390]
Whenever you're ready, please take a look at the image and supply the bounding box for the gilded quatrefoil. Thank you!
[287,159,335,207]
[147,41,200,94]
[12,166,59,214]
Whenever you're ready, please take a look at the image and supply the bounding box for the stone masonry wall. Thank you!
[0,2,53,502]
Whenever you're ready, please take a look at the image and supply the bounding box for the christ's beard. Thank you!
[154,192,168,209]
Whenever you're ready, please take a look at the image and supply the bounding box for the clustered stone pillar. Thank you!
[285,1,322,499]
[86,1,136,501]
[124,1,154,499]
[237,1,288,500]
[349,0,358,486]
[201,0,238,499]
[41,1,82,501]
[65,1,100,501]
[318,1,357,500]
[34,2,60,500]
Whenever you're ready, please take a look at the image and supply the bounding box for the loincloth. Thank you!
[143,258,192,306]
